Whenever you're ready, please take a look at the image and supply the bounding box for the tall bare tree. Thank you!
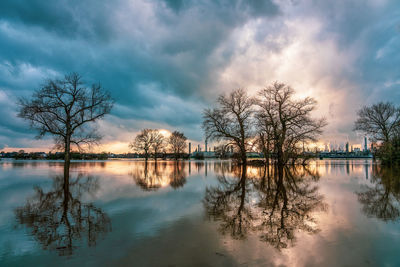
[130,129,154,161]
[151,129,166,160]
[18,73,113,177]
[255,112,274,164]
[354,102,400,164]
[203,89,255,165]
[214,142,232,159]
[168,131,187,160]
[354,102,400,143]
[257,82,326,165]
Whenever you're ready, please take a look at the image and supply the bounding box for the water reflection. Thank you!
[204,165,253,239]
[15,172,111,256]
[204,164,327,250]
[4,160,400,266]
[357,165,400,222]
[130,161,187,190]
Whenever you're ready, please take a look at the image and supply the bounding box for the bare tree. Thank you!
[168,131,187,160]
[354,102,400,143]
[130,129,154,161]
[257,82,326,166]
[203,89,255,165]
[354,102,400,164]
[18,73,113,177]
[151,129,166,160]
[255,112,274,164]
[214,142,232,159]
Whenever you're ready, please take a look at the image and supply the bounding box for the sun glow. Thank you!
[158,129,171,137]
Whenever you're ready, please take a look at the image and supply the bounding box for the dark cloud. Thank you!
[243,0,280,17]
[0,0,117,40]
[0,0,279,149]
[163,0,185,13]
[0,0,398,150]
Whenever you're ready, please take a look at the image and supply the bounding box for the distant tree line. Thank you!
[129,129,188,160]
[203,82,327,166]
[9,151,109,160]
[354,102,400,165]
[47,152,109,160]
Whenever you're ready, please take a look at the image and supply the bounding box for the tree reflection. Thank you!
[131,161,187,191]
[204,167,254,239]
[204,164,326,249]
[357,165,400,222]
[15,173,111,256]
[256,165,325,249]
[169,162,187,189]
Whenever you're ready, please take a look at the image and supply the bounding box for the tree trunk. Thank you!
[265,140,270,167]
[62,179,72,251]
[277,143,284,167]
[240,144,247,165]
[64,135,71,184]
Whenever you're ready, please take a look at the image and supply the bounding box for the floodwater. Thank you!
[0,159,399,267]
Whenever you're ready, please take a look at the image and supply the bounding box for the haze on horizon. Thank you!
[0,0,399,153]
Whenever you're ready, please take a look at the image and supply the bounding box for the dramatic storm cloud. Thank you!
[0,0,399,152]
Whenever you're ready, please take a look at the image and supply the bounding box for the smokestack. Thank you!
[205,139,208,152]
[364,136,368,152]
[189,142,191,155]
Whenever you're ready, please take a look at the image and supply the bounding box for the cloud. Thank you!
[0,0,398,151]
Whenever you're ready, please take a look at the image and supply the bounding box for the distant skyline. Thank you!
[0,0,399,153]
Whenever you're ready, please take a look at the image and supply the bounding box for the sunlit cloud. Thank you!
[0,0,399,152]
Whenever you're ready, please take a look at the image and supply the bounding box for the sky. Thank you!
[0,0,399,153]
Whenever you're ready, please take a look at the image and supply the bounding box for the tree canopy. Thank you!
[203,88,255,164]
[18,73,113,173]
[354,102,400,143]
